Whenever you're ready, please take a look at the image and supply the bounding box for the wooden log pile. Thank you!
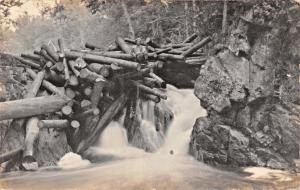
[0,34,211,170]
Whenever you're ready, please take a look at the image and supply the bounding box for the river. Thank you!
[0,86,299,190]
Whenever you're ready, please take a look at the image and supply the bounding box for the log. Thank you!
[84,87,93,97]
[81,99,92,109]
[75,57,87,69]
[149,72,167,88]
[185,58,207,65]
[41,44,59,62]
[85,42,102,50]
[69,75,79,87]
[141,93,160,103]
[51,62,65,73]
[40,49,56,64]
[145,37,161,48]
[73,108,100,120]
[143,77,160,88]
[162,43,193,48]
[21,117,39,171]
[38,119,69,129]
[0,148,23,164]
[0,95,71,121]
[71,120,80,129]
[181,36,212,57]
[156,53,185,61]
[65,51,141,70]
[116,68,151,80]
[87,63,112,78]
[27,68,64,96]
[80,68,106,83]
[26,70,45,98]
[62,105,73,116]
[115,37,132,54]
[106,44,120,51]
[20,53,41,62]
[76,93,128,153]
[45,70,66,86]
[89,51,134,60]
[183,33,198,43]
[58,39,70,81]
[66,88,76,99]
[44,61,53,70]
[68,61,80,77]
[155,47,172,54]
[15,57,41,69]
[91,81,105,108]
[132,81,167,100]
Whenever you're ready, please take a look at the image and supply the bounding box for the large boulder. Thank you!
[190,13,300,169]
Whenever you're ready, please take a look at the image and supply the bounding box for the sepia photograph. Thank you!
[0,0,300,189]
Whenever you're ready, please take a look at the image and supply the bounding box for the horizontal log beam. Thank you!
[181,36,212,57]
[64,51,141,70]
[0,95,71,121]
[38,119,70,129]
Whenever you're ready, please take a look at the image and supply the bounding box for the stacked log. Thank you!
[0,34,211,170]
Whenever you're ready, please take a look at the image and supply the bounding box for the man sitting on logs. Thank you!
[130,38,148,64]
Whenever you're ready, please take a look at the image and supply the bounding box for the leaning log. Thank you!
[181,36,212,57]
[58,39,70,81]
[0,95,71,121]
[41,44,59,62]
[25,70,45,98]
[38,119,69,129]
[115,37,132,54]
[132,81,167,100]
[91,81,105,108]
[27,69,64,96]
[76,93,128,153]
[15,57,41,69]
[0,148,23,164]
[156,53,185,61]
[21,117,39,171]
[183,33,198,43]
[40,49,56,64]
[149,72,167,88]
[64,51,141,70]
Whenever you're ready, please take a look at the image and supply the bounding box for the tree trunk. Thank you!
[181,36,212,57]
[121,0,135,39]
[222,0,228,35]
[0,95,71,121]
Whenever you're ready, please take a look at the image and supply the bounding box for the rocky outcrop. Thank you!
[190,11,300,170]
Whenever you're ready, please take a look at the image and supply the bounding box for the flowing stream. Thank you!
[0,86,298,190]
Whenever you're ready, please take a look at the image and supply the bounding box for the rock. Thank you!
[191,14,300,170]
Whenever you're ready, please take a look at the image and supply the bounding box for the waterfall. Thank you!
[94,85,206,157]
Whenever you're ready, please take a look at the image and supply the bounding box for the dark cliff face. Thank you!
[190,13,300,170]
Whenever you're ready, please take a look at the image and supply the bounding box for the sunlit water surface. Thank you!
[0,85,299,190]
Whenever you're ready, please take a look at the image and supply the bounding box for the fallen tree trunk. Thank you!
[115,36,132,54]
[80,68,106,83]
[149,72,167,88]
[87,63,112,78]
[15,57,41,69]
[0,95,71,121]
[132,81,167,100]
[21,117,39,171]
[20,53,41,62]
[38,119,69,129]
[89,51,134,60]
[41,44,59,62]
[76,93,128,153]
[181,36,212,57]
[64,51,141,70]
[58,39,70,81]
[183,33,198,43]
[27,69,64,96]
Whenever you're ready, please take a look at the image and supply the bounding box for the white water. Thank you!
[0,85,297,190]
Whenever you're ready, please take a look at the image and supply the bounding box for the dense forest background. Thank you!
[0,0,297,54]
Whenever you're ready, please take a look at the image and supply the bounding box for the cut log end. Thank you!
[71,120,80,129]
[21,155,38,171]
